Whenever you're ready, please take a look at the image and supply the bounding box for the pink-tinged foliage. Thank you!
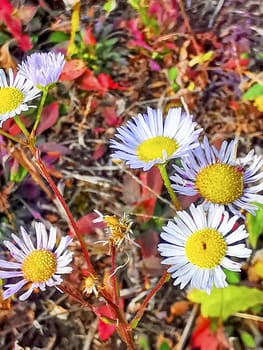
[36,102,59,136]
[149,59,161,71]
[128,20,153,51]
[148,0,178,28]
[0,0,32,51]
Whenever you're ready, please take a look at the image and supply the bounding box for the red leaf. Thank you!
[77,69,104,93]
[191,316,230,350]
[60,59,87,81]
[137,229,159,258]
[36,102,59,135]
[68,213,104,236]
[133,197,156,223]
[96,297,124,342]
[101,106,120,126]
[97,304,117,341]
[97,73,125,92]
[92,143,105,160]
[0,0,32,51]
[2,116,31,135]
[133,167,163,222]
[141,167,163,199]
[83,26,96,46]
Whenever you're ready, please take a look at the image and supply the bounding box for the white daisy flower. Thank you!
[158,204,251,294]
[0,68,40,127]
[18,52,65,88]
[171,137,263,215]
[110,107,202,171]
[0,222,73,301]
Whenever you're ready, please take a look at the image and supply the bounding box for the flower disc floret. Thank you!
[0,223,73,300]
[110,107,202,171]
[195,163,244,204]
[158,204,251,293]
[22,249,56,283]
[185,228,227,268]
[136,136,178,162]
[18,52,65,88]
[171,136,263,215]
[0,68,40,126]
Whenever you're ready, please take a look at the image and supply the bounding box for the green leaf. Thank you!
[189,51,214,67]
[103,0,117,12]
[223,269,240,284]
[242,84,263,101]
[128,0,140,10]
[239,330,256,348]
[48,31,69,44]
[246,202,263,248]
[137,334,150,350]
[168,67,178,82]
[159,341,172,350]
[0,32,11,45]
[188,286,263,320]
[100,316,116,325]
[10,164,28,183]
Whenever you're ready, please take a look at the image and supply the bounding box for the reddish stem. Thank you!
[110,244,119,305]
[31,146,95,276]
[131,271,169,328]
[178,0,201,55]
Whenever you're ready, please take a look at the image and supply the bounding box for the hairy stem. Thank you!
[31,88,49,135]
[30,146,95,275]
[157,164,181,210]
[14,116,30,137]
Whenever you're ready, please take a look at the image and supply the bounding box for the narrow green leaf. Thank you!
[10,165,28,183]
[103,0,117,12]
[242,84,263,101]
[168,67,178,82]
[246,203,263,248]
[100,316,116,325]
[137,334,150,350]
[223,268,240,284]
[239,330,256,348]
[48,31,69,44]
[188,286,263,320]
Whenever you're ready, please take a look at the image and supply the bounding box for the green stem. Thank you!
[157,164,181,210]
[31,88,49,135]
[13,116,29,137]
[0,129,26,145]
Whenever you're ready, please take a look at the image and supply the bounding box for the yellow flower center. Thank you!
[195,163,243,204]
[185,228,227,268]
[22,249,56,283]
[136,136,178,162]
[0,87,24,114]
